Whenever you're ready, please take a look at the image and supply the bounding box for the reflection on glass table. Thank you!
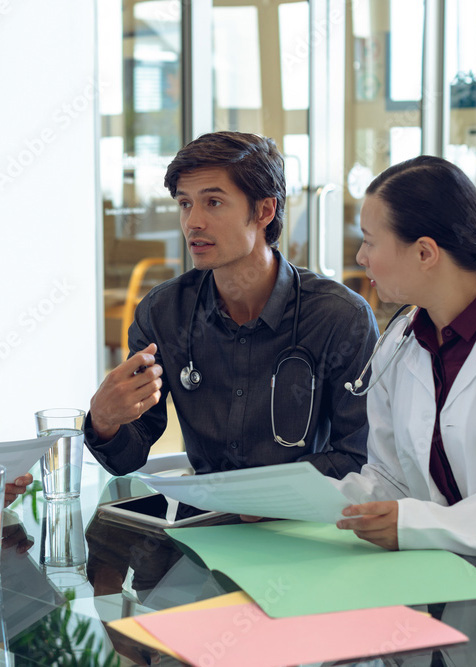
[1,463,476,666]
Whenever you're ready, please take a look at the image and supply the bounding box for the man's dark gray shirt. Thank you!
[85,253,379,477]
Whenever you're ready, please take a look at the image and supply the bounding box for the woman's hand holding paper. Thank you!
[336,500,399,550]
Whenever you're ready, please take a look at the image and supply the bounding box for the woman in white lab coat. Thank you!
[334,155,476,556]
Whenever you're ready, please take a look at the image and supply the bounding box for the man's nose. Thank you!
[185,204,205,230]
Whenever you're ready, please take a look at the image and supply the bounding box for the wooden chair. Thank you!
[119,257,180,359]
[105,256,181,361]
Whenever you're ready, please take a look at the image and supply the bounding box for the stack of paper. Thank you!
[136,461,349,523]
[108,592,467,667]
[108,464,474,664]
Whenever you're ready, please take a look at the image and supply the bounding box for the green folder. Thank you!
[165,520,476,617]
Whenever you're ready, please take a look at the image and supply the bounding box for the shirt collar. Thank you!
[202,251,295,331]
[412,295,476,350]
[412,308,438,352]
[449,295,476,341]
[258,251,295,331]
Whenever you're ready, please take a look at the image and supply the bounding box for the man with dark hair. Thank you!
[86,131,378,479]
[164,132,286,247]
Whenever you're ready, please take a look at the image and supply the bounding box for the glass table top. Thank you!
[1,461,475,666]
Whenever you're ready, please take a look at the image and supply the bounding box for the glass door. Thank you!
[445,0,476,181]
[342,0,425,321]
[212,0,313,269]
[210,0,428,307]
[97,0,184,365]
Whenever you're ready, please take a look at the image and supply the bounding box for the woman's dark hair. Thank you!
[164,131,286,246]
[366,155,476,271]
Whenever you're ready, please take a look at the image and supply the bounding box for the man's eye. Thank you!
[209,199,221,207]
[179,201,191,209]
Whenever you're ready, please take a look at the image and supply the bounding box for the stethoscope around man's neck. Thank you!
[344,304,416,396]
[180,265,316,448]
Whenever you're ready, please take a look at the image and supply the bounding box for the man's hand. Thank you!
[90,343,163,441]
[5,473,33,507]
[336,500,399,550]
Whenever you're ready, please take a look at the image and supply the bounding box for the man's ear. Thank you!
[417,236,439,269]
[255,197,277,229]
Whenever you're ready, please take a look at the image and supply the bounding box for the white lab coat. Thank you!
[329,314,476,555]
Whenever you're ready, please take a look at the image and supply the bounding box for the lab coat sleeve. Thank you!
[331,319,476,556]
[398,496,476,556]
[359,325,476,556]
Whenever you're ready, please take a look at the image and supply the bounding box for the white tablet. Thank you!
[97,492,230,532]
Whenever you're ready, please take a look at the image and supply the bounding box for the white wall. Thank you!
[0,0,101,440]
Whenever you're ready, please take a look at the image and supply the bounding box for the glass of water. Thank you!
[35,408,85,500]
[40,498,87,587]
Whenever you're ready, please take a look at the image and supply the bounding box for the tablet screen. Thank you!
[114,495,210,522]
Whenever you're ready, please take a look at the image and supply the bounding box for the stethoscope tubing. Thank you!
[345,304,415,396]
[181,265,316,447]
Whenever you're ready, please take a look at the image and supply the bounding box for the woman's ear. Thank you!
[416,236,439,269]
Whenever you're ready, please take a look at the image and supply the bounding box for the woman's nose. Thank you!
[356,243,367,267]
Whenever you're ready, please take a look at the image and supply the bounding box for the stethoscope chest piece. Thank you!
[180,363,202,390]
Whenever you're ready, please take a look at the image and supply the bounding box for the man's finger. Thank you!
[134,393,161,418]
[132,366,163,390]
[127,345,158,375]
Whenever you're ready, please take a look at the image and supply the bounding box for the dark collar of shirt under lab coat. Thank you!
[412,296,476,505]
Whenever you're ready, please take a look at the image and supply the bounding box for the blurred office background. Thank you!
[1,0,476,442]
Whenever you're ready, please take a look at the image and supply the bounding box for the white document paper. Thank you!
[0,435,59,483]
[137,462,350,523]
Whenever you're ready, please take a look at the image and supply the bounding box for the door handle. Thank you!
[315,183,336,277]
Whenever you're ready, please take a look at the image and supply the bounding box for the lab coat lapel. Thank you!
[398,339,434,490]
[400,337,435,399]
[443,342,476,410]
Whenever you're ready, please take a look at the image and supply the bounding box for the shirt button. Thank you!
[230,441,238,449]
[239,337,247,344]
[236,389,243,396]
[443,328,453,337]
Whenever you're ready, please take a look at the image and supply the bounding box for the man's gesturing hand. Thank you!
[90,343,163,441]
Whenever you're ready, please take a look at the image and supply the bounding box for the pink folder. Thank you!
[136,602,468,667]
